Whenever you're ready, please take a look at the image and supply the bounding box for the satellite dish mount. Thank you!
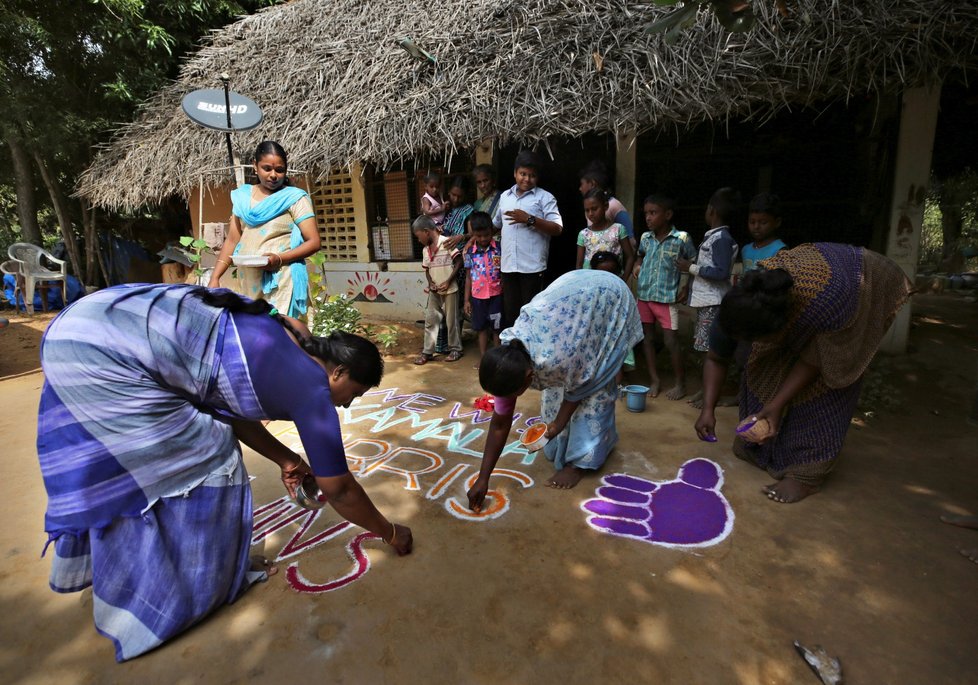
[181,76,264,181]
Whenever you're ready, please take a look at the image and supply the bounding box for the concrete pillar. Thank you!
[615,134,637,216]
[881,84,942,354]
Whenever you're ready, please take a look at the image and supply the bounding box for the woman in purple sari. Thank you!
[37,284,412,661]
[694,243,912,503]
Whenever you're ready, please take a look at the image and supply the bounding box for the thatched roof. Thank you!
[79,0,978,210]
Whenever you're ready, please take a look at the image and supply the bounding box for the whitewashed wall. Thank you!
[320,261,428,322]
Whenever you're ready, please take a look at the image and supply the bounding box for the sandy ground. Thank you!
[1,294,976,684]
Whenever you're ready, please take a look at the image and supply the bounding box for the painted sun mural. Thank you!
[346,272,396,303]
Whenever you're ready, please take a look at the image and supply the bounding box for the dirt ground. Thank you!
[1,293,976,684]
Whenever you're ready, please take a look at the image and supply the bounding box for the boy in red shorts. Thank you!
[634,194,696,399]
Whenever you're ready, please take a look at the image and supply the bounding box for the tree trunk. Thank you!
[939,189,965,273]
[89,206,111,286]
[4,125,42,245]
[32,149,85,284]
[80,202,101,288]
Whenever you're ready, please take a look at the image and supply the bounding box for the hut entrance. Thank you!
[497,133,617,284]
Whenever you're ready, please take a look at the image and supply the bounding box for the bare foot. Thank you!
[763,479,818,503]
[687,389,704,409]
[959,548,978,564]
[941,514,978,530]
[547,465,584,490]
[648,378,661,398]
[250,555,278,577]
[665,383,687,401]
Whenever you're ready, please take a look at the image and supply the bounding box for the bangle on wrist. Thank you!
[385,522,397,545]
[216,258,231,267]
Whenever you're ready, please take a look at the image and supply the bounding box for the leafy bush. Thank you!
[311,294,363,336]
[306,253,401,351]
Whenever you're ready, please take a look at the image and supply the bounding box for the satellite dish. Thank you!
[181,89,263,131]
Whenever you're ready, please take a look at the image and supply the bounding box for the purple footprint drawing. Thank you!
[581,458,734,548]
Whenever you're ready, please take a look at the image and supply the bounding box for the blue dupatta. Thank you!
[230,184,314,317]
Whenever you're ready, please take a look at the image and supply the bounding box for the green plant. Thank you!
[311,294,363,337]
[307,251,328,306]
[373,325,401,353]
[178,235,213,278]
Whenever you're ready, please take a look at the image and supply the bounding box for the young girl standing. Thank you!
[420,173,446,227]
[575,189,635,278]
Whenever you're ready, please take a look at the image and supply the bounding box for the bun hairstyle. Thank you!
[589,250,621,273]
[583,187,609,206]
[194,288,384,386]
[479,339,533,397]
[718,269,794,341]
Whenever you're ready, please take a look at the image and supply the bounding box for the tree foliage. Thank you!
[0,0,276,276]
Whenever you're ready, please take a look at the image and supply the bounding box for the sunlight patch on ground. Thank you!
[634,614,672,652]
[665,566,724,596]
[568,562,594,580]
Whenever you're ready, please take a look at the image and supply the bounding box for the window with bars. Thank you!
[310,170,360,262]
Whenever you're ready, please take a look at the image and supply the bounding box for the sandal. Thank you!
[445,351,463,362]
[414,353,433,365]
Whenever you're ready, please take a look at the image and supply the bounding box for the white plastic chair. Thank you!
[7,243,67,315]
[0,259,22,311]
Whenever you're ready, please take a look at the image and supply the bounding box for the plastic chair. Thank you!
[7,243,67,315]
[0,259,23,311]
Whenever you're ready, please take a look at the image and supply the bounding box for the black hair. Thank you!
[643,193,675,213]
[254,140,288,165]
[583,188,609,205]
[590,251,621,273]
[448,176,468,198]
[718,269,794,341]
[513,150,541,171]
[579,161,610,189]
[473,164,495,179]
[748,192,782,218]
[194,288,384,386]
[467,211,494,233]
[423,172,441,185]
[708,187,743,224]
[479,339,533,397]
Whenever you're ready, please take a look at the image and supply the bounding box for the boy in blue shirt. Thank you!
[742,192,788,272]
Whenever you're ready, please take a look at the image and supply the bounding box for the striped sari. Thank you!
[38,284,267,661]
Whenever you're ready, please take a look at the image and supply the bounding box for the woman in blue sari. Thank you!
[209,141,320,319]
[468,269,642,508]
[38,284,413,661]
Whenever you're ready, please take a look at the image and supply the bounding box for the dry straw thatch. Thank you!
[79,0,978,210]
